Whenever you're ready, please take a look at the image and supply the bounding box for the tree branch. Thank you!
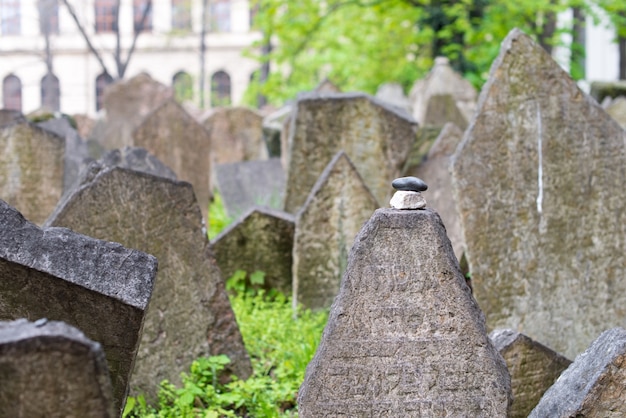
[120,0,153,78]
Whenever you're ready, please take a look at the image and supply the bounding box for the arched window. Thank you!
[133,0,152,33]
[38,0,58,35]
[1,0,21,35]
[3,74,22,111]
[171,0,191,31]
[41,72,60,111]
[211,70,231,107]
[95,0,117,33]
[95,72,113,111]
[173,71,193,103]
[208,0,230,32]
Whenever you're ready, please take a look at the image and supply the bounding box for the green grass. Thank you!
[208,191,233,240]
[124,273,328,418]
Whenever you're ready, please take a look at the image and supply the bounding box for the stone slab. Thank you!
[0,199,157,413]
[0,319,114,417]
[101,146,177,181]
[298,208,511,416]
[451,29,626,358]
[606,96,626,129]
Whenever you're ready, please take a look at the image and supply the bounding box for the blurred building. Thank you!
[0,0,261,116]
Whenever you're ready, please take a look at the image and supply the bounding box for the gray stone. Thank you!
[214,158,285,220]
[0,199,157,414]
[262,104,292,157]
[293,151,379,311]
[101,146,177,181]
[606,96,626,129]
[411,123,465,259]
[392,176,428,192]
[451,28,626,359]
[0,109,25,128]
[298,208,512,416]
[490,329,572,418]
[402,125,444,175]
[45,165,252,401]
[375,82,412,113]
[314,78,341,94]
[283,92,417,214]
[211,206,295,295]
[0,120,65,224]
[529,328,626,417]
[0,319,115,417]
[132,99,212,221]
[423,93,469,130]
[389,190,426,210]
[589,80,626,103]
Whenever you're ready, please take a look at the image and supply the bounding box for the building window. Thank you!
[3,74,22,112]
[1,0,21,35]
[95,0,117,33]
[41,73,60,111]
[173,71,193,103]
[133,0,152,33]
[95,72,113,111]
[211,70,231,106]
[171,0,191,31]
[208,0,230,32]
[38,0,58,35]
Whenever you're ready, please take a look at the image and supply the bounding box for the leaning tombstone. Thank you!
[46,162,252,400]
[214,158,285,219]
[451,28,626,359]
[0,319,115,417]
[0,199,157,414]
[212,206,295,295]
[0,119,64,224]
[293,151,379,311]
[529,328,626,417]
[132,98,212,220]
[298,179,511,416]
[283,92,417,213]
[491,329,572,418]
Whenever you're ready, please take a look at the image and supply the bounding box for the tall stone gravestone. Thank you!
[46,162,252,399]
[530,328,626,417]
[0,319,115,417]
[283,92,417,214]
[293,151,379,310]
[212,206,295,295]
[0,119,64,224]
[451,29,626,359]
[298,206,511,416]
[491,329,571,418]
[0,199,157,413]
[132,99,212,220]
[375,82,412,113]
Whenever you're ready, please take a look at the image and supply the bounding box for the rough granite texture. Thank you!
[0,121,65,224]
[298,208,511,416]
[282,92,417,213]
[293,151,379,311]
[0,319,115,418]
[0,199,157,414]
[132,99,212,220]
[451,29,626,359]
[45,165,252,401]
[529,328,626,417]
[491,329,572,418]
[212,206,295,295]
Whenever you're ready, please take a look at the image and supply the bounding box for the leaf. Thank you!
[250,270,266,285]
[122,397,136,417]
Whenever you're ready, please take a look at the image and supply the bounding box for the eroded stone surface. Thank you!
[606,96,626,129]
[298,208,511,416]
[293,152,379,311]
[491,329,572,418]
[451,29,626,358]
[529,328,626,417]
[46,164,252,401]
[0,200,156,413]
[0,319,115,417]
[390,190,426,210]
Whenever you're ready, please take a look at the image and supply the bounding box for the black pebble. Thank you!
[392,176,428,192]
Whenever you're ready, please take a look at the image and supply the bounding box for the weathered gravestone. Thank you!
[298,206,512,416]
[293,151,379,311]
[451,28,626,359]
[262,104,293,157]
[606,96,626,129]
[491,329,572,418]
[0,109,25,128]
[314,78,342,94]
[202,107,267,166]
[100,146,177,181]
[132,98,212,220]
[423,93,469,130]
[530,328,626,417]
[0,319,115,417]
[212,206,295,295]
[409,123,465,260]
[589,80,626,104]
[0,119,64,224]
[92,72,173,150]
[214,158,285,219]
[0,199,156,413]
[409,56,477,128]
[375,82,412,113]
[45,163,252,400]
[283,92,417,214]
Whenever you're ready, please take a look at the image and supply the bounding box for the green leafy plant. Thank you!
[208,191,233,240]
